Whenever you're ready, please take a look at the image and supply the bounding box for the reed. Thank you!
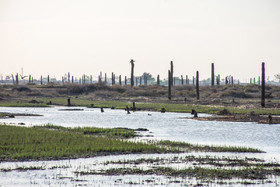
[0,124,264,162]
[0,124,164,161]
[2,97,280,115]
[76,166,280,180]
[35,124,137,138]
[157,140,264,153]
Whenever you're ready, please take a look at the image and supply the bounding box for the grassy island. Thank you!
[0,124,262,162]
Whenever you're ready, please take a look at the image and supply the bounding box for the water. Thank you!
[0,106,280,186]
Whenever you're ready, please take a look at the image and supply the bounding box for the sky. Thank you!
[0,0,279,82]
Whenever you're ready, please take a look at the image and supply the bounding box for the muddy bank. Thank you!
[190,110,280,124]
[0,112,42,119]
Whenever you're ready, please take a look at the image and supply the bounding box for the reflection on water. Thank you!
[1,106,280,186]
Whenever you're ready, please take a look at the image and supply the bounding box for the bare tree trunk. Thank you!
[217,74,220,85]
[111,72,114,85]
[118,75,121,85]
[144,75,147,86]
[170,61,174,86]
[11,74,15,84]
[16,73,19,85]
[211,63,215,86]
[261,62,265,107]
[130,59,135,87]
[168,70,171,100]
[196,71,199,100]
[67,98,71,106]
[193,76,195,85]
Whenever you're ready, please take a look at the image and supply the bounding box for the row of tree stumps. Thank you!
[167,61,266,108]
[12,60,267,108]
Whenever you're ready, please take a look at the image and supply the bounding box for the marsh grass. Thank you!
[34,97,280,115]
[0,124,165,161]
[0,101,48,107]
[1,166,44,172]
[105,155,280,168]
[34,124,136,138]
[156,140,264,153]
[76,166,280,180]
[0,96,279,115]
[0,124,264,162]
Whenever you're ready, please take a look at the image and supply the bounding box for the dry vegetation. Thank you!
[0,83,280,109]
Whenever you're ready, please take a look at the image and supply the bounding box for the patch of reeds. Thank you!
[1,166,44,172]
[105,155,280,168]
[1,96,280,115]
[156,140,264,153]
[35,97,280,115]
[34,124,137,138]
[0,101,48,107]
[76,166,280,181]
[0,124,265,162]
[0,124,165,161]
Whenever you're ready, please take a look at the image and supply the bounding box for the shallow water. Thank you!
[1,106,280,186]
[1,106,280,154]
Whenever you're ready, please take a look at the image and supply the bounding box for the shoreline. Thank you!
[189,113,280,124]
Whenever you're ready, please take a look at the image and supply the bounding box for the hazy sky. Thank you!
[0,0,279,81]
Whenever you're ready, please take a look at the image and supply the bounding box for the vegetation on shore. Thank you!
[0,124,263,162]
[77,167,280,181]
[76,154,280,185]
[156,140,263,153]
[1,97,280,115]
[0,124,163,161]
[0,83,279,115]
[104,155,280,168]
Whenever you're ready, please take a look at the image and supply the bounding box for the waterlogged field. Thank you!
[0,106,280,186]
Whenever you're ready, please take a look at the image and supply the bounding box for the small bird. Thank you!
[20,75,28,79]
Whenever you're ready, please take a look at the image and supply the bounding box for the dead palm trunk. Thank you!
[170,61,174,86]
[130,59,135,87]
[261,62,265,107]
[211,63,214,86]
[168,70,171,100]
[196,71,199,100]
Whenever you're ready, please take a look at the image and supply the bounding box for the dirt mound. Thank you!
[217,109,231,115]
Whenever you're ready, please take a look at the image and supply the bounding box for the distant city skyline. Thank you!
[1,0,280,82]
